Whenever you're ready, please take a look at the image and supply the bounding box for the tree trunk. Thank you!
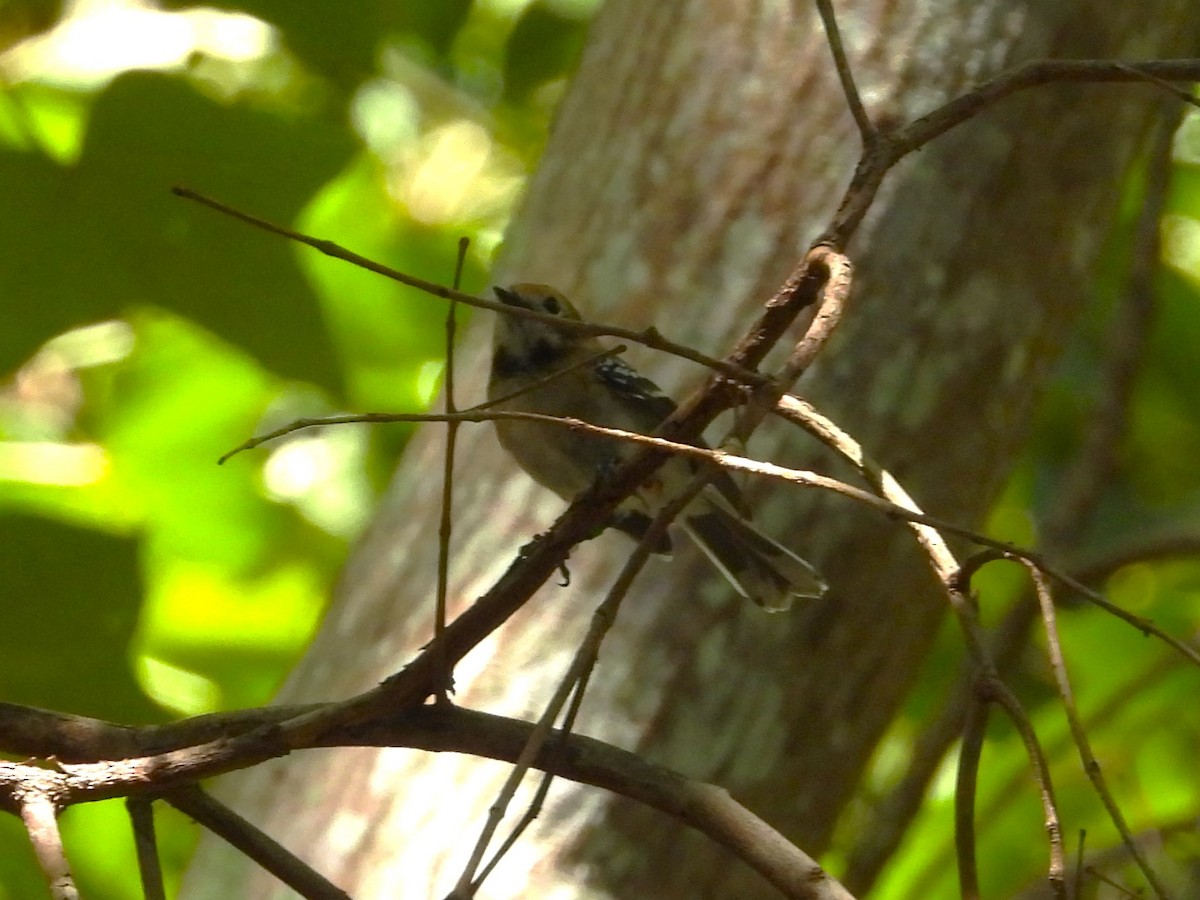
[183,1,1200,897]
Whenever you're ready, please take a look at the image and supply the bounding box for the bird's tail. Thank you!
[681,490,826,612]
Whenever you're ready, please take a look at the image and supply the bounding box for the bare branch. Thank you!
[1024,562,1171,899]
[165,786,350,900]
[19,789,76,900]
[983,676,1067,900]
[432,237,471,704]
[822,58,1200,246]
[127,797,166,900]
[454,478,700,895]
[894,59,1200,158]
[815,0,874,139]
[955,696,988,900]
[171,186,769,386]
[358,706,859,900]
[1,705,855,900]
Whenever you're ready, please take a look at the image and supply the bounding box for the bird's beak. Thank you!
[493,285,524,308]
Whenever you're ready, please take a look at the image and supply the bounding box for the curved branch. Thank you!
[0,704,857,900]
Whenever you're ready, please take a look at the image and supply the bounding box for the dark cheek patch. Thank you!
[491,337,567,380]
[491,346,522,379]
[528,338,565,369]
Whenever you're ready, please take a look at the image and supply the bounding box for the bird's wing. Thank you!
[592,355,746,512]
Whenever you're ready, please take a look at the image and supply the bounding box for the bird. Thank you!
[487,282,826,611]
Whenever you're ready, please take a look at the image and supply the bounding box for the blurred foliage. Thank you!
[1,2,1199,899]
[0,1,592,897]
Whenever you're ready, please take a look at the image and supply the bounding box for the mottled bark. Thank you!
[183,1,1200,898]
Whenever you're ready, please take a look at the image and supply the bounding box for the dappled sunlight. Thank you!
[0,0,273,88]
[1162,214,1200,287]
[0,440,107,486]
[394,118,525,230]
[262,427,374,539]
[135,653,221,716]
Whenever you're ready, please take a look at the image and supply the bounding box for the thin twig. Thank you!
[774,396,1200,666]
[955,695,988,900]
[432,238,471,703]
[771,392,1074,897]
[894,59,1200,158]
[220,395,1200,670]
[219,406,1007,561]
[1113,63,1200,110]
[1023,562,1171,900]
[19,789,77,900]
[127,796,166,900]
[0,706,855,900]
[171,186,769,386]
[218,345,625,464]
[773,249,853,386]
[452,478,702,896]
[774,395,988,665]
[814,0,874,139]
[475,345,627,411]
[845,116,1192,894]
[467,689,578,892]
[1074,830,1087,900]
[1082,867,1143,897]
[165,786,351,900]
[965,643,1190,900]
[822,58,1200,246]
[984,676,1067,900]
[468,630,603,892]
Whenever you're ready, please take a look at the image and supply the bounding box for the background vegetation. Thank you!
[1,1,1199,897]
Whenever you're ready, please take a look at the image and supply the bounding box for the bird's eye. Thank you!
[543,296,561,315]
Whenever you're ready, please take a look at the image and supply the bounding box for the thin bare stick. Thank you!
[467,673,591,894]
[773,395,988,665]
[468,623,610,892]
[473,345,627,412]
[1023,562,1171,900]
[1112,63,1200,110]
[774,396,1200,666]
[218,345,624,465]
[955,696,988,900]
[963,645,1189,900]
[1074,830,1087,900]
[220,396,1200,670]
[20,790,76,900]
[772,388,1074,896]
[432,238,471,704]
[171,186,768,386]
[1082,866,1143,897]
[468,738,562,891]
[0,705,854,900]
[220,404,1023,572]
[165,786,351,900]
[451,479,701,896]
[984,676,1067,900]
[127,796,166,900]
[894,59,1200,159]
[823,58,1200,246]
[814,0,874,139]
[846,539,1200,893]
[772,249,853,388]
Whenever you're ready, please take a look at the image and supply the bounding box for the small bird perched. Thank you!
[488,282,826,611]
